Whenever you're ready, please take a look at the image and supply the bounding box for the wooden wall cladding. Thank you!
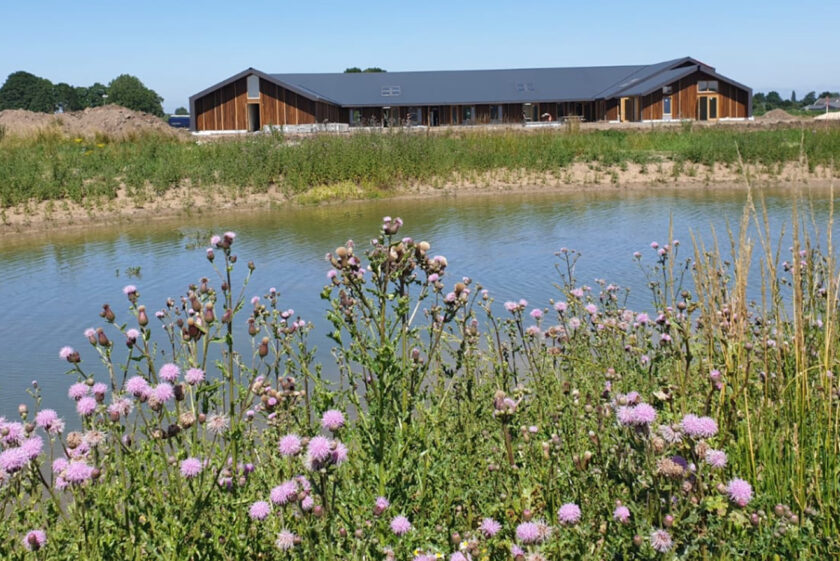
[194,77,247,131]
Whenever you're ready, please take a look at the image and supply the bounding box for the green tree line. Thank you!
[0,71,164,117]
[753,89,840,114]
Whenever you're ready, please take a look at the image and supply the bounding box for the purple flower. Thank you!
[76,396,97,417]
[613,505,631,524]
[64,461,95,484]
[331,440,348,465]
[249,501,271,520]
[159,363,180,382]
[52,458,69,474]
[92,382,107,396]
[530,308,543,320]
[630,403,657,426]
[681,414,718,438]
[270,480,298,505]
[185,368,205,385]
[206,414,229,434]
[650,529,673,552]
[23,530,47,551]
[515,522,541,544]
[479,517,501,537]
[278,434,302,456]
[180,457,203,479]
[557,502,581,525]
[390,515,412,535]
[123,285,137,296]
[125,376,150,397]
[210,235,221,246]
[275,530,297,551]
[554,301,568,312]
[450,553,468,561]
[35,409,63,434]
[300,495,314,511]
[727,478,753,507]
[59,346,75,360]
[374,496,390,515]
[68,382,89,400]
[1,421,24,445]
[21,436,44,460]
[152,383,174,403]
[585,303,598,315]
[705,449,727,469]
[307,436,332,463]
[321,409,345,431]
[0,447,29,473]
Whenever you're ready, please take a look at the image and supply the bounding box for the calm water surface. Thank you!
[0,186,835,416]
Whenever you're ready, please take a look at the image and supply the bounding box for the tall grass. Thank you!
[2,126,840,207]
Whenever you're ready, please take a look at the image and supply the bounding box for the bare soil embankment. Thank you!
[0,105,186,139]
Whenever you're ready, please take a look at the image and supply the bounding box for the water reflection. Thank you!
[0,185,835,416]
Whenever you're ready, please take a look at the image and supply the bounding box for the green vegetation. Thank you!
[1,126,839,207]
[753,89,840,115]
[0,70,163,116]
[1,206,838,558]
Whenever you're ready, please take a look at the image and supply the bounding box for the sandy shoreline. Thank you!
[1,161,835,238]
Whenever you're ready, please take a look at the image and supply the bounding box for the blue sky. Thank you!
[2,0,837,112]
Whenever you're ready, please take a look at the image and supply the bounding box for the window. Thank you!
[698,80,718,92]
[247,75,260,99]
[349,109,362,125]
[462,106,474,123]
[381,86,401,97]
[662,85,673,94]
[490,105,503,122]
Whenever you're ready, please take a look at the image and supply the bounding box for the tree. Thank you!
[174,106,188,115]
[54,82,81,112]
[106,74,164,116]
[791,90,796,103]
[765,91,783,107]
[344,67,386,73]
[802,91,817,106]
[0,71,56,112]
[77,82,108,108]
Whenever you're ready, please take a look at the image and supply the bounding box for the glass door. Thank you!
[663,96,672,120]
[698,95,718,121]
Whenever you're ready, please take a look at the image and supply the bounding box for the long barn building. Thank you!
[189,56,751,132]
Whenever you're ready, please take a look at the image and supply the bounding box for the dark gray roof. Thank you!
[191,57,750,108]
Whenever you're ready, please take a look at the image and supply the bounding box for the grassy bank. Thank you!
[1,125,840,207]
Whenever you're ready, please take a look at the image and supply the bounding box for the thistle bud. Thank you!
[101,304,115,322]
[137,305,149,327]
[259,337,269,358]
[97,328,111,347]
[204,304,215,323]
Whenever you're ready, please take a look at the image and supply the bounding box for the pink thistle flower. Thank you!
[554,301,567,312]
[210,235,221,246]
[180,458,203,478]
[59,346,75,360]
[300,495,314,511]
[123,285,137,296]
[307,436,332,463]
[479,517,502,537]
[152,383,174,403]
[616,406,635,426]
[278,434,302,456]
[52,458,69,474]
[374,496,390,515]
[681,414,718,438]
[630,403,657,426]
[557,502,581,525]
[159,363,180,382]
[35,409,62,433]
[585,303,598,315]
[68,382,89,400]
[224,231,236,241]
[0,447,29,473]
[249,501,271,520]
[727,478,753,507]
[125,376,150,397]
[390,515,412,535]
[275,530,297,551]
[76,396,97,417]
[64,461,95,484]
[270,480,298,505]
[185,368,205,385]
[530,308,543,320]
[1,421,24,445]
[20,436,44,460]
[206,414,229,434]
[84,327,96,339]
[450,553,468,561]
[321,409,345,431]
[705,449,727,469]
[650,529,672,552]
[92,383,107,396]
[23,530,47,551]
[515,522,542,544]
[331,440,348,465]
[613,505,631,524]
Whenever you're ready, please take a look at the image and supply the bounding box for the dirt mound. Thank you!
[814,111,840,120]
[756,109,800,122]
[0,105,186,139]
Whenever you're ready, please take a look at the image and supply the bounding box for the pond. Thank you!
[0,185,835,416]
